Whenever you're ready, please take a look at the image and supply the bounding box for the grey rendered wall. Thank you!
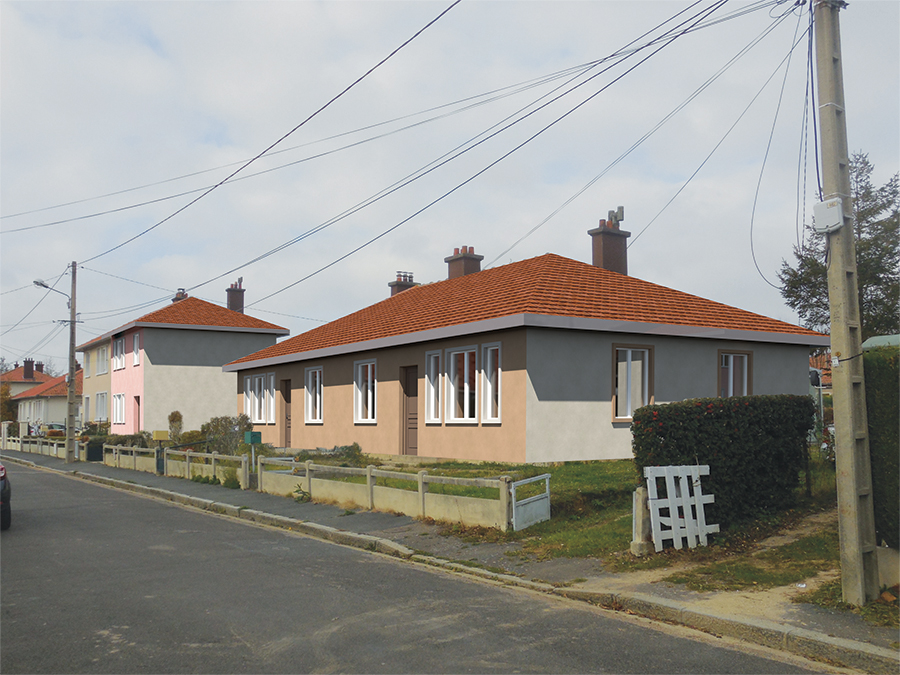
[524,328,811,463]
[142,328,278,433]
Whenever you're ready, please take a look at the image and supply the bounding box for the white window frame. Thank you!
[95,392,108,421]
[424,351,442,424]
[719,351,751,397]
[83,395,90,424]
[481,343,502,424]
[305,366,323,424]
[243,376,252,418]
[354,360,377,424]
[133,333,140,366]
[96,346,109,375]
[112,393,125,425]
[614,346,652,420]
[84,352,91,378]
[446,346,478,423]
[113,338,126,371]
[246,372,276,424]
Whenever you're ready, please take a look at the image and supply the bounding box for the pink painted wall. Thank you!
[110,329,145,434]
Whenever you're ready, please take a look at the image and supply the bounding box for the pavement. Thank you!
[2,449,898,674]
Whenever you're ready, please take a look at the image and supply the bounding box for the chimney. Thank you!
[35,362,44,373]
[226,277,245,313]
[588,206,630,275]
[388,271,417,297]
[172,288,188,303]
[444,245,484,279]
[23,358,34,380]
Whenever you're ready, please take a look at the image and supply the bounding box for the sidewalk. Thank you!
[3,450,897,673]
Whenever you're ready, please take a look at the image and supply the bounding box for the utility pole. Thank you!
[66,261,77,464]
[814,0,879,604]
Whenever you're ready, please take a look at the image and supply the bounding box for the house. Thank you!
[77,281,289,435]
[1,359,55,398]
[225,216,830,463]
[13,369,83,430]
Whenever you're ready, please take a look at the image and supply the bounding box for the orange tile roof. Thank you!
[809,353,833,386]
[12,370,83,400]
[1,366,55,385]
[230,254,826,366]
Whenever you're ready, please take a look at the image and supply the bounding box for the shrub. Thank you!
[107,433,148,448]
[168,411,183,444]
[632,395,815,529]
[180,430,206,450]
[201,414,252,455]
[221,467,241,489]
[864,346,899,549]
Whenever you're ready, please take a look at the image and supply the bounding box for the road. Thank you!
[1,464,819,674]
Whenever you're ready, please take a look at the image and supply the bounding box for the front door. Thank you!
[281,380,291,449]
[401,366,418,456]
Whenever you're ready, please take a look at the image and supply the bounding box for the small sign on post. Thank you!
[244,431,261,466]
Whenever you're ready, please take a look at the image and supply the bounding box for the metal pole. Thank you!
[814,0,879,604]
[66,261,77,464]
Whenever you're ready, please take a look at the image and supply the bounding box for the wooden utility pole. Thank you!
[814,0,879,605]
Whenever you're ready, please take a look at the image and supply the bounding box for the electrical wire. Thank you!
[0,267,69,338]
[80,266,174,293]
[78,0,462,265]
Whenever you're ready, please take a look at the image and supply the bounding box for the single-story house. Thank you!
[13,369,83,430]
[225,216,829,463]
[77,280,289,434]
[1,359,54,398]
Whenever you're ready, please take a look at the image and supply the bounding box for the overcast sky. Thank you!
[2,0,897,371]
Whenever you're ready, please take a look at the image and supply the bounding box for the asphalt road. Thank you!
[1,464,819,674]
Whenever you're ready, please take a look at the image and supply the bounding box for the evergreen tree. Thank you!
[778,152,899,341]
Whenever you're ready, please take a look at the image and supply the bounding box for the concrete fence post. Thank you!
[256,456,263,492]
[417,470,428,518]
[133,448,137,471]
[212,451,218,480]
[499,476,512,531]
[366,465,375,510]
[164,449,169,477]
[241,454,249,490]
[305,460,313,497]
[630,486,653,557]
[185,450,192,480]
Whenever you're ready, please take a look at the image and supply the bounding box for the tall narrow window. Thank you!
[719,351,751,397]
[425,351,441,423]
[84,352,91,378]
[133,333,140,366]
[252,375,266,423]
[113,338,125,370]
[447,347,477,422]
[482,344,501,423]
[305,367,323,423]
[95,392,108,421]
[96,346,108,375]
[354,360,376,423]
[244,376,252,418]
[83,396,90,424]
[267,373,276,424]
[614,346,652,419]
[112,393,125,425]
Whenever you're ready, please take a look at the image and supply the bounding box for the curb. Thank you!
[5,455,898,674]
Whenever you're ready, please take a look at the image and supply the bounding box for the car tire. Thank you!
[1,508,10,531]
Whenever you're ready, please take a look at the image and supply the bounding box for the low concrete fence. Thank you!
[3,435,88,461]
[257,458,518,530]
[103,445,251,490]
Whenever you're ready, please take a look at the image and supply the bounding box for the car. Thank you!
[0,463,10,531]
[39,423,66,437]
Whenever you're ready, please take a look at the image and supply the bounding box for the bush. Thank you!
[107,433,148,448]
[201,414,252,455]
[864,346,899,549]
[221,467,241,489]
[179,430,206,450]
[632,395,815,530]
[168,410,183,444]
[82,421,110,437]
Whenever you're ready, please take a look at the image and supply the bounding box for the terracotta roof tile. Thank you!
[1,366,55,385]
[133,296,287,331]
[230,254,826,366]
[12,370,83,399]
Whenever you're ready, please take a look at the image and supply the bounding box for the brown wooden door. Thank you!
[281,380,291,449]
[401,367,418,455]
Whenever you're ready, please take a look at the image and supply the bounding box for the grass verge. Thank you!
[795,579,900,629]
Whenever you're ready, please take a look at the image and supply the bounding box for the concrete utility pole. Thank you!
[814,0,879,604]
[66,261,77,464]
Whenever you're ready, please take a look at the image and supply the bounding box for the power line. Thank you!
[77,1,461,266]
[80,266,174,293]
[0,267,68,338]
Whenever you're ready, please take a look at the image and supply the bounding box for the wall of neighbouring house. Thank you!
[143,328,279,433]
[524,328,813,463]
[110,329,145,435]
[80,342,111,423]
[239,328,529,463]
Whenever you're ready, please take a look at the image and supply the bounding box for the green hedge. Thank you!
[864,347,899,549]
[632,395,815,530]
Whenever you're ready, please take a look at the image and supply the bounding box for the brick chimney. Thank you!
[226,277,245,313]
[23,358,34,380]
[35,361,44,373]
[172,288,188,303]
[388,271,417,297]
[444,246,484,279]
[588,206,630,275]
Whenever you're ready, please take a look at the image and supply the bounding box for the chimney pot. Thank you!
[172,289,188,303]
[389,270,417,297]
[226,280,246,313]
[444,245,484,279]
[588,207,630,275]
[35,362,44,373]
[453,247,460,256]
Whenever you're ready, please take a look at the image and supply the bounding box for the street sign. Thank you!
[244,431,261,444]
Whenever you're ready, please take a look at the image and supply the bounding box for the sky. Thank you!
[1,0,898,372]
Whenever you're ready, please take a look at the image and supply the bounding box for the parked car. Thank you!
[39,423,66,437]
[1,463,10,530]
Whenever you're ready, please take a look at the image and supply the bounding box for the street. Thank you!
[1,464,817,674]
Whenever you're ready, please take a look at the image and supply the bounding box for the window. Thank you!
[84,352,91,378]
[96,346,109,375]
[482,343,501,423]
[614,346,652,420]
[95,392,108,421]
[305,367,323,423]
[83,396,90,424]
[424,351,442,423]
[113,338,126,370]
[112,393,125,425]
[245,373,276,424]
[133,333,140,366]
[354,360,376,423]
[447,347,477,422]
[719,351,751,397]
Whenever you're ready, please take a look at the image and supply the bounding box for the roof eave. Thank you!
[78,321,288,350]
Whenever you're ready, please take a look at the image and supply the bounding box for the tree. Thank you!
[779,152,899,341]
[1,383,16,423]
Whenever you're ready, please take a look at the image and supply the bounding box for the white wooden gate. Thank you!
[644,465,719,552]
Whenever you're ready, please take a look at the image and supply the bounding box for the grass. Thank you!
[795,579,899,628]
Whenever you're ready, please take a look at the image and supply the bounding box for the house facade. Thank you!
[225,221,829,463]
[77,282,289,435]
[1,359,54,398]
[13,370,83,430]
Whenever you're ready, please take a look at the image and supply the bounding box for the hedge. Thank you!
[864,347,899,549]
[631,395,815,530]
